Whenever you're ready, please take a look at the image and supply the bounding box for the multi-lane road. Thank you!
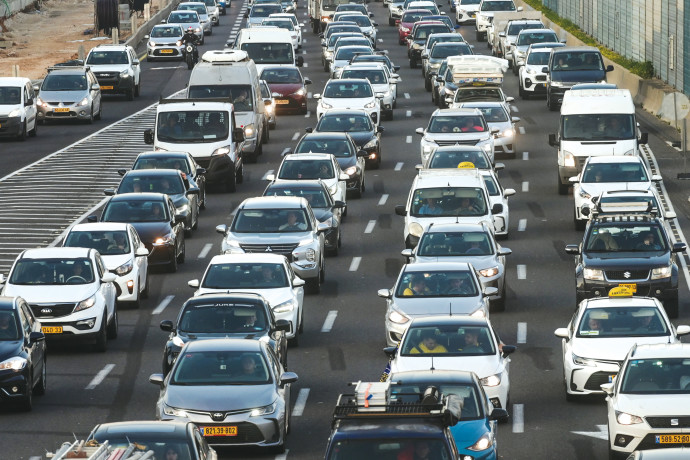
[2,1,690,459]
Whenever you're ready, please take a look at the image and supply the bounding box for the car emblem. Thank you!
[265,246,273,252]
[41,308,52,315]
[211,412,225,421]
[671,418,679,426]
[623,271,631,279]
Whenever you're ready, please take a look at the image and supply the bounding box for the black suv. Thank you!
[565,211,686,317]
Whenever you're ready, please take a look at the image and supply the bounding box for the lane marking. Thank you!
[517,264,526,279]
[305,110,311,118]
[261,169,275,180]
[522,181,529,192]
[292,131,300,140]
[518,218,526,232]
[349,257,361,271]
[377,38,383,43]
[292,388,310,416]
[153,295,175,315]
[198,243,213,259]
[378,194,389,205]
[517,322,527,344]
[364,220,376,233]
[406,110,412,117]
[394,162,404,171]
[513,403,524,433]
[511,105,518,112]
[518,126,525,134]
[404,92,410,99]
[303,62,309,67]
[405,135,412,143]
[275,450,289,460]
[307,92,312,99]
[321,310,338,332]
[522,151,528,160]
[85,364,115,390]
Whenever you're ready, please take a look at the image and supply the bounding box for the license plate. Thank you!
[608,374,616,383]
[42,326,63,334]
[656,434,690,444]
[618,283,637,293]
[201,426,237,437]
[275,99,290,104]
[53,108,70,113]
[161,49,174,54]
[100,85,114,90]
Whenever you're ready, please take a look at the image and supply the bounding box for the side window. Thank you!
[20,303,35,330]
[267,347,281,375]
[569,308,580,336]
[16,306,30,336]
[169,200,176,221]
[130,228,140,249]
[194,428,209,460]
[95,255,106,277]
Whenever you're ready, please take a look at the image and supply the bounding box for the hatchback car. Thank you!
[145,24,185,62]
[458,102,519,157]
[397,9,434,44]
[321,30,365,71]
[166,10,204,43]
[337,13,378,46]
[36,66,102,124]
[316,78,381,125]
[517,43,564,99]
[423,42,473,91]
[261,17,301,49]
[340,63,398,120]
[329,45,374,78]
[178,2,213,34]
[150,338,298,452]
[260,66,311,114]
[408,22,453,68]
[423,145,495,170]
[246,3,283,27]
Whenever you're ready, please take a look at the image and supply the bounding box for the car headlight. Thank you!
[572,353,597,367]
[8,108,21,117]
[344,166,357,176]
[480,373,501,387]
[76,97,87,107]
[119,70,131,78]
[163,404,189,418]
[225,238,241,248]
[364,100,377,108]
[578,188,591,200]
[115,260,133,276]
[364,138,378,149]
[148,41,155,47]
[526,67,536,75]
[388,309,409,324]
[244,124,255,138]
[176,40,183,46]
[292,88,306,96]
[176,204,189,214]
[583,268,604,281]
[250,401,277,416]
[212,146,231,157]
[470,308,486,318]
[75,294,97,312]
[563,150,576,168]
[479,141,492,153]
[551,80,564,87]
[265,103,274,114]
[273,299,296,313]
[651,265,672,279]
[0,356,27,371]
[36,97,48,108]
[325,50,333,59]
[478,266,499,277]
[328,183,338,195]
[468,432,494,451]
[400,26,410,33]
[408,222,423,237]
[616,411,643,425]
[321,101,333,109]
[153,235,174,246]
[195,27,202,33]
[516,50,526,57]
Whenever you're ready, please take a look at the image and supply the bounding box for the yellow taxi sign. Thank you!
[609,286,634,297]
[457,161,475,169]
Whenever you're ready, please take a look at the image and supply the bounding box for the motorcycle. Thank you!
[182,28,200,70]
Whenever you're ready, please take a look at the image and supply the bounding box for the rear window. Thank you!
[551,51,604,71]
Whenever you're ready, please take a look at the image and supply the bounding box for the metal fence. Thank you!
[542,0,689,96]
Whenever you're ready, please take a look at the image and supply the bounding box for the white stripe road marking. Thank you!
[406,110,412,117]
[307,92,312,99]
[517,322,527,344]
[406,135,412,143]
[85,364,115,390]
[305,110,311,118]
[292,388,310,416]
[518,218,526,232]
[395,162,404,171]
[153,295,175,315]
[378,38,383,43]
[518,126,525,135]
[262,169,274,180]
[513,403,524,433]
[292,131,300,140]
[302,39,307,43]
[404,93,410,99]
[349,257,361,271]
[303,62,309,67]
[274,450,289,460]
[378,194,389,205]
[517,265,526,279]
[364,220,376,233]
[522,151,529,160]
[303,50,307,54]
[321,311,338,332]
[511,105,518,112]
[198,243,213,259]
[522,181,529,192]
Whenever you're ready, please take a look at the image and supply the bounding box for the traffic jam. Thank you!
[1,0,690,458]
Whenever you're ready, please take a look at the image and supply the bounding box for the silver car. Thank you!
[178,3,213,35]
[145,24,185,62]
[202,0,220,25]
[459,101,519,156]
[166,10,204,44]
[150,338,298,452]
[36,66,102,123]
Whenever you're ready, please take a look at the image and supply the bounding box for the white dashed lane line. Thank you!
[292,132,300,141]
[517,265,526,279]
[518,218,526,232]
[307,92,312,99]
[198,243,213,259]
[404,93,410,99]
[378,194,389,205]
[153,295,175,315]
[349,257,361,271]
[405,135,412,143]
[518,126,525,134]
[511,105,518,112]
[522,181,529,192]
[85,364,115,390]
[517,322,527,344]
[305,110,311,118]
[321,311,338,332]
[522,151,529,160]
[406,110,412,117]
[364,220,376,234]
[395,162,404,171]
[262,169,274,180]
[292,388,310,416]
[513,404,524,433]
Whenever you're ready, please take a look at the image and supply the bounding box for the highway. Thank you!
[1,0,690,458]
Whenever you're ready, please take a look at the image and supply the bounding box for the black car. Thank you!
[565,210,685,317]
[350,53,401,74]
[87,420,217,460]
[263,180,345,255]
[159,293,290,375]
[106,169,200,235]
[93,193,186,272]
[408,23,452,68]
[0,296,46,411]
[308,109,383,169]
[126,151,207,210]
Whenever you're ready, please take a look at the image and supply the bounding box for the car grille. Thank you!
[535,75,547,81]
[45,101,75,105]
[637,433,690,450]
[207,423,265,444]
[434,139,479,146]
[584,371,617,391]
[29,303,76,318]
[605,270,649,281]
[646,417,690,429]
[240,243,298,257]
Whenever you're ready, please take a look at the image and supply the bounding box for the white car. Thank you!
[329,44,373,78]
[510,28,559,73]
[475,0,521,41]
[270,13,303,48]
[555,294,690,401]
[517,43,564,99]
[188,253,305,343]
[601,343,690,458]
[63,223,150,307]
[571,155,662,230]
[459,101,519,156]
[315,78,382,125]
[0,77,38,140]
[479,168,515,237]
[340,63,399,120]
[337,13,378,47]
[455,0,481,24]
[0,247,118,352]
[385,316,516,410]
[261,17,301,49]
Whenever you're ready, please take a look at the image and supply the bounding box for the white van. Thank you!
[188,50,268,162]
[231,26,304,75]
[548,88,648,195]
[143,99,245,192]
[0,77,38,140]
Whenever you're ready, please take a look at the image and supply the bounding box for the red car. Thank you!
[397,9,434,45]
[260,66,312,115]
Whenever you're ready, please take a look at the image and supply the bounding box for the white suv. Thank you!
[0,77,38,140]
[85,44,142,101]
[315,78,382,126]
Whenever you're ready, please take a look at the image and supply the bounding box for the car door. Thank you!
[287,261,304,317]
[333,157,347,202]
[169,197,184,257]
[266,346,290,410]
[350,136,366,175]
[19,301,43,384]
[88,71,101,114]
[95,254,116,318]
[130,226,148,291]
[129,48,141,86]
[24,83,37,129]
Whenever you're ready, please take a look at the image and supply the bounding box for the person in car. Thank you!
[403,275,428,296]
[204,112,226,136]
[460,118,483,132]
[279,211,307,231]
[164,446,180,460]
[455,197,479,215]
[418,197,443,215]
[160,113,182,137]
[636,232,662,250]
[444,275,471,295]
[398,441,432,460]
[108,233,128,252]
[457,328,484,353]
[0,312,17,339]
[232,90,251,111]
[410,330,447,354]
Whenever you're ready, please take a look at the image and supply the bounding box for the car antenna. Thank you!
[449,302,452,316]
[430,356,435,371]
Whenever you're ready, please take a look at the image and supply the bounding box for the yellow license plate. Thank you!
[608,374,616,383]
[53,108,70,113]
[275,99,290,104]
[100,85,114,90]
[618,283,637,293]
[656,434,690,444]
[161,49,174,54]
[42,326,63,334]
[201,426,237,437]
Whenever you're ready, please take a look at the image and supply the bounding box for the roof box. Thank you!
[201,50,250,63]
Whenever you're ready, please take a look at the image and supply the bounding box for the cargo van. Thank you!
[549,88,649,195]
[187,50,267,162]
[230,27,304,75]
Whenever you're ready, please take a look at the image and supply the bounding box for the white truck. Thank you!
[308,0,353,33]
[488,11,542,59]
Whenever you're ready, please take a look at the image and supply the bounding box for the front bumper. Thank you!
[0,116,22,137]
[0,369,31,402]
[577,278,676,302]
[94,72,135,95]
[241,135,259,156]
[110,268,141,302]
[37,103,95,121]
[32,309,105,338]
[193,154,234,185]
[548,85,570,105]
[147,45,185,60]
[566,361,619,396]
[273,94,308,112]
[457,10,477,23]
[145,242,177,266]
[522,75,547,93]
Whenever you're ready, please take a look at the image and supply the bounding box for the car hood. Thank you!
[582,251,669,266]
[391,354,502,379]
[335,155,356,169]
[149,37,183,45]
[615,394,690,416]
[346,131,376,147]
[572,336,676,362]
[0,103,21,116]
[578,182,651,199]
[235,111,256,125]
[3,284,95,303]
[267,83,303,96]
[101,253,132,271]
[38,90,89,102]
[413,254,498,271]
[130,222,174,244]
[322,97,375,109]
[393,296,483,316]
[449,419,490,445]
[425,132,490,143]
[196,286,293,306]
[164,383,276,411]
[550,69,607,84]
[229,232,312,244]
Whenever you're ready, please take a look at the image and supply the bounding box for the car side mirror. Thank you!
[483,286,498,297]
[373,22,378,27]
[394,205,406,216]
[421,51,429,58]
[0,274,5,285]
[436,76,444,82]
[512,117,520,123]
[517,6,523,11]
[639,132,649,144]
[234,127,245,142]
[676,325,690,336]
[304,78,312,85]
[377,288,392,299]
[505,96,514,102]
[673,242,687,253]
[144,129,154,145]
[135,247,149,257]
[280,371,299,386]
[606,64,614,72]
[313,94,321,100]
[377,125,385,133]
[144,35,150,39]
[87,215,98,223]
[196,167,207,175]
[317,222,330,233]
[264,99,272,107]
[501,344,516,357]
[29,331,45,344]
[275,319,291,332]
[651,174,662,182]
[369,12,374,17]
[188,279,200,288]
[305,127,313,133]
[503,188,516,198]
[174,214,185,225]
[498,32,505,37]
[415,127,424,135]
[548,133,557,146]
[394,65,401,72]
[265,173,276,181]
[149,373,165,386]
[490,127,500,135]
[333,200,346,208]
[498,247,512,256]
[293,277,306,287]
[117,168,127,176]
[600,383,614,396]
[25,98,34,106]
[491,203,503,214]
[132,60,139,66]
[554,328,569,339]
[101,272,117,283]
[215,224,228,235]
[401,248,413,262]
[244,11,248,17]
[187,186,200,195]
[542,66,549,73]
[296,56,304,67]
[383,346,397,358]
[356,149,368,157]
[494,163,505,171]
[160,320,174,332]
[490,408,509,423]
[103,189,115,196]
[565,244,580,255]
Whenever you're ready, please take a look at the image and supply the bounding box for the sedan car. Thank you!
[385,316,516,410]
[397,9,434,44]
[517,43,564,99]
[95,193,186,273]
[315,78,381,125]
[178,2,213,34]
[329,45,374,78]
[423,145,496,170]
[145,24,185,62]
[166,10,204,43]
[260,66,311,115]
[480,169,515,237]
[338,13,378,46]
[261,17,301,49]
[0,296,46,411]
[378,262,495,346]
[36,66,102,124]
[423,42,473,91]
[459,102,519,157]
[246,3,283,27]
[150,338,298,452]
[321,30,364,71]
[63,223,149,307]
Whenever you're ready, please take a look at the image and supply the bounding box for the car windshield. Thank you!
[172,350,271,385]
[204,0,216,6]
[262,19,295,30]
[232,208,312,232]
[240,42,294,64]
[86,51,129,65]
[323,0,356,8]
[187,85,253,111]
[133,156,192,175]
[339,14,371,26]
[395,270,479,297]
[42,74,88,91]
[316,114,373,133]
[428,36,464,49]
[526,51,550,65]
[620,358,690,394]
[402,11,431,22]
[179,4,206,15]
[507,23,542,35]
[9,258,95,285]
[334,47,373,61]
[414,25,449,40]
[265,187,331,208]
[431,44,472,58]
[411,187,488,217]
[323,81,373,98]
[428,115,487,133]
[328,33,360,47]
[327,439,451,459]
[481,0,515,11]
[151,26,182,37]
[418,231,493,256]
[428,149,490,169]
[201,262,289,289]
[337,4,366,13]
[156,110,229,142]
[390,382,482,418]
[454,87,503,103]
[168,11,199,23]
[119,174,185,195]
[102,199,169,223]
[401,325,494,355]
[577,307,669,338]
[552,51,604,71]
[352,55,392,68]
[0,311,20,341]
[250,4,282,16]
[295,137,354,157]
[562,114,635,141]
[581,162,648,183]
[0,87,22,104]
[585,224,667,252]
[261,68,302,84]
[179,302,269,333]
[472,106,508,122]
[460,0,480,3]
[340,69,387,84]
[326,26,360,39]
[89,439,193,459]
[64,230,131,256]
[279,159,335,179]
[517,31,558,45]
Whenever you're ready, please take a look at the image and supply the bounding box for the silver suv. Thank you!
[215,196,328,293]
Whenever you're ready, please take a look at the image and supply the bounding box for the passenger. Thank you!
[397,441,432,460]
[410,330,447,354]
[606,117,629,138]
[0,312,17,339]
[108,233,128,252]
[239,354,259,376]
[586,316,604,332]
[164,445,179,460]
[403,275,428,296]
[444,275,471,295]
[418,198,443,216]
[204,112,225,136]
[636,232,662,250]
[160,113,182,137]
[633,313,661,333]
[455,197,478,215]
[279,211,307,231]
[460,118,482,132]
[457,328,484,353]
[232,89,251,111]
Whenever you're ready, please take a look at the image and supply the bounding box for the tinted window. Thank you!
[0,310,21,341]
[413,25,450,40]
[179,4,207,15]
[585,223,667,252]
[261,68,302,83]
[179,302,269,333]
[526,50,550,65]
[454,87,503,103]
[232,208,312,232]
[9,258,95,285]
[339,14,372,26]
[333,46,373,61]
[581,162,648,183]
[172,351,271,385]
[240,43,294,64]
[480,0,516,11]
[620,358,690,394]
[323,81,373,97]
[316,114,373,132]
[151,26,183,37]
[64,230,131,256]
[428,115,487,133]
[0,87,22,104]
[507,22,542,35]
[250,4,282,16]
[431,43,472,58]
[418,231,493,256]
[42,74,88,91]
[400,325,494,355]
[517,31,558,45]
[201,263,289,289]
[157,111,229,142]
[103,199,170,223]
[264,187,331,208]
[86,51,129,65]
[411,187,488,217]
[119,173,185,195]
[428,149,490,169]
[552,51,604,71]
[168,11,199,22]
[295,137,355,157]
[402,11,432,22]
[577,307,669,338]
[395,270,479,297]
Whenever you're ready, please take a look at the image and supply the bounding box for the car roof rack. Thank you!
[588,196,659,220]
[47,440,154,460]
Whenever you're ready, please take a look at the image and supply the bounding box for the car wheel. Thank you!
[192,207,199,230]
[226,167,237,192]
[168,249,178,273]
[177,237,186,264]
[388,16,395,26]
[135,80,141,97]
[574,213,586,231]
[107,306,118,339]
[147,55,153,62]
[200,35,205,45]
[95,102,102,120]
[236,162,244,184]
[518,83,526,99]
[34,356,47,395]
[665,295,679,319]
[306,277,320,294]
[557,173,569,195]
[127,89,134,101]
[87,105,94,124]
[547,93,558,111]
[424,77,431,92]
[512,63,518,75]
[288,330,299,347]
[200,186,207,210]
[475,30,482,41]
[17,121,27,141]
[492,282,506,312]
[94,312,108,352]
[285,400,292,433]
[141,270,150,299]
[29,119,37,137]
[20,374,32,411]
[298,307,304,333]
[262,124,269,143]
[409,59,416,69]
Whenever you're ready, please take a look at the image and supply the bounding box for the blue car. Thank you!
[389,369,508,460]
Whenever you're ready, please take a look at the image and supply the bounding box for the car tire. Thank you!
[424,77,431,92]
[236,162,244,184]
[95,103,102,120]
[34,356,47,396]
[192,208,199,230]
[226,166,237,193]
[665,295,679,319]
[17,121,27,141]
[319,258,326,283]
[492,280,506,312]
[94,312,108,352]
[351,181,363,199]
[168,250,178,273]
[87,105,94,124]
[141,270,150,299]
[135,80,141,97]
[475,30,482,41]
[306,277,320,294]
[20,374,32,411]
[289,330,299,347]
[262,123,269,143]
[409,59,416,69]
[107,307,118,339]
[547,93,558,111]
[557,173,569,195]
[512,63,518,76]
[389,16,395,26]
[29,119,37,137]
[177,237,186,264]
[200,186,207,210]
[127,89,134,101]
